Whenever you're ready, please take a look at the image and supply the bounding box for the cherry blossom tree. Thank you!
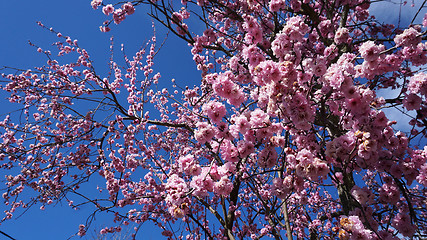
[1,0,427,239]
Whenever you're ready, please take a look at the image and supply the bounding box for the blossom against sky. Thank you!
[0,0,425,239]
[0,1,199,239]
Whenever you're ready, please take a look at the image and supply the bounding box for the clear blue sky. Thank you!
[0,1,425,240]
[0,1,200,239]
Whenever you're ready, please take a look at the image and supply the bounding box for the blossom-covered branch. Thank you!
[1,0,427,239]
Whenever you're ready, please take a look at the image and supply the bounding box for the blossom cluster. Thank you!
[0,0,426,239]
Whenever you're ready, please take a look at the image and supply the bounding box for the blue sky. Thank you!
[0,0,425,240]
[0,1,200,239]
[370,0,426,139]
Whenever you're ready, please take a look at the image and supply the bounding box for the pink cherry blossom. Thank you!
[213,176,233,195]
[122,2,135,15]
[394,27,422,47]
[91,0,102,10]
[408,72,427,96]
[203,100,226,124]
[1,0,427,239]
[403,93,422,111]
[102,4,114,15]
